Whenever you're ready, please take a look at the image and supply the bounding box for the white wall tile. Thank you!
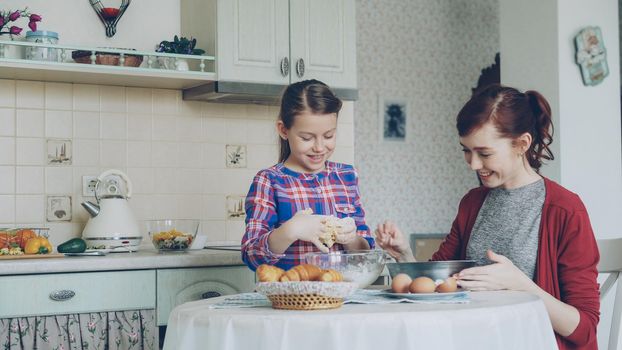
[152,89,178,115]
[0,195,15,222]
[0,166,15,193]
[203,143,225,169]
[180,100,202,117]
[127,168,154,194]
[127,194,153,221]
[336,123,354,147]
[127,88,153,114]
[100,112,127,140]
[202,219,226,242]
[202,117,227,143]
[15,195,44,223]
[73,140,99,166]
[245,119,277,144]
[16,166,44,194]
[100,86,127,113]
[225,220,245,242]
[72,195,90,223]
[0,80,15,108]
[45,110,73,138]
[16,81,44,109]
[178,143,202,168]
[225,119,248,144]
[16,138,44,165]
[100,140,127,168]
[16,109,45,137]
[340,101,354,124]
[45,82,73,110]
[219,104,248,118]
[223,169,254,195]
[202,169,225,195]
[151,194,177,219]
[0,108,15,136]
[152,142,178,167]
[0,137,15,164]
[127,114,152,141]
[127,141,151,167]
[73,84,99,111]
[152,115,177,141]
[176,194,202,219]
[203,103,225,118]
[46,167,73,194]
[177,115,202,142]
[46,222,80,246]
[330,146,354,165]
[203,194,226,220]
[73,111,100,139]
[153,168,177,194]
[177,169,202,194]
[247,144,278,169]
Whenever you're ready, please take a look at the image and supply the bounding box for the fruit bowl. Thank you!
[145,219,199,252]
[305,249,386,288]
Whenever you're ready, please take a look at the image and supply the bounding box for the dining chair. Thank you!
[597,238,622,350]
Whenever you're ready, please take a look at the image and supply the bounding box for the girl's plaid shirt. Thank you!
[241,161,374,270]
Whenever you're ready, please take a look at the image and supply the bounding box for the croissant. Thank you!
[279,264,323,282]
[256,264,285,282]
[317,269,343,282]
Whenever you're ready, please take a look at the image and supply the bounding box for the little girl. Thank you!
[241,79,373,270]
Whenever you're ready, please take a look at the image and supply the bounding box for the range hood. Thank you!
[182,81,358,105]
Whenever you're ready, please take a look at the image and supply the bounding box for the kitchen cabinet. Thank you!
[182,0,357,93]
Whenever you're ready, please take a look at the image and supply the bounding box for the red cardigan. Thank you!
[432,177,600,350]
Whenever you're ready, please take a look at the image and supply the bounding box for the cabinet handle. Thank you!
[49,290,76,301]
[201,291,222,299]
[295,58,305,78]
[280,57,289,77]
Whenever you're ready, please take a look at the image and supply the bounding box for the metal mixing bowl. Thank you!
[387,260,477,280]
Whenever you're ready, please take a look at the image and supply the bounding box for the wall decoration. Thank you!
[379,97,409,142]
[226,195,246,220]
[47,139,72,165]
[47,195,72,222]
[575,26,609,86]
[225,145,247,168]
[89,0,131,38]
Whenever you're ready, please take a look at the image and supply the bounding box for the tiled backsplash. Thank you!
[0,79,355,247]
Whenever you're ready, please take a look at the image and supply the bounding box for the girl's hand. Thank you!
[334,217,357,245]
[374,220,414,261]
[286,210,331,253]
[456,250,537,292]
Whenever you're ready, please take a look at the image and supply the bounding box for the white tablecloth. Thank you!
[163,290,558,350]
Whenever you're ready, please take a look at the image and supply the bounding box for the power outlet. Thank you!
[82,176,98,197]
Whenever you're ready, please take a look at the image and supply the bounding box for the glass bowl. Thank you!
[305,249,386,288]
[145,219,199,252]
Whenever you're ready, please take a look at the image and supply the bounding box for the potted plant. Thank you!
[155,35,205,71]
[0,7,42,58]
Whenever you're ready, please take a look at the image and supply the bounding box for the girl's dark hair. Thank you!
[456,84,554,171]
[278,79,342,162]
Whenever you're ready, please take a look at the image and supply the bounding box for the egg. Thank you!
[435,277,458,293]
[391,273,412,293]
[409,276,436,293]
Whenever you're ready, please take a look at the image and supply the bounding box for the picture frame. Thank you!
[379,96,409,142]
[575,26,609,86]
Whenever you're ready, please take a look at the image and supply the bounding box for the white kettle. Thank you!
[81,169,142,251]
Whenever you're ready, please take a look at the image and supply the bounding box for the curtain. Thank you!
[0,309,156,350]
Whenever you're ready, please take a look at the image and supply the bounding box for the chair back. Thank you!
[597,238,622,350]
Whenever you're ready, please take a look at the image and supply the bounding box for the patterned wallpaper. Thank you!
[354,0,499,234]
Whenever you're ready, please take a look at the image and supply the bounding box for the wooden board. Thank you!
[0,253,64,260]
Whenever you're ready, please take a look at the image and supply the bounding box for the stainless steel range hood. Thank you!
[182,81,358,105]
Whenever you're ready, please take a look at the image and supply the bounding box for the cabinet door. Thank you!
[217,0,290,84]
[289,0,357,89]
[156,266,255,326]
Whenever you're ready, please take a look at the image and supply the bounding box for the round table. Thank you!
[163,290,558,350]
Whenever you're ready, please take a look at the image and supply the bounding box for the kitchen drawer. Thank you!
[157,266,255,325]
[0,270,155,318]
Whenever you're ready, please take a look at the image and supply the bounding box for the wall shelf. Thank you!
[0,41,215,90]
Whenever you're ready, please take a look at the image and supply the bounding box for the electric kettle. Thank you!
[81,169,142,252]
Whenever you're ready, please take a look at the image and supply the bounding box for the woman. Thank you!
[376,84,599,350]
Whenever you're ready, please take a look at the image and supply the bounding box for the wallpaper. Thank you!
[355,0,499,234]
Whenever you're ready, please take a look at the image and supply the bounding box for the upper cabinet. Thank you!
[182,0,357,99]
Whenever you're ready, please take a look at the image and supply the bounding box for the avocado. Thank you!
[57,238,87,253]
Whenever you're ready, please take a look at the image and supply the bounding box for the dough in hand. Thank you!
[319,216,354,248]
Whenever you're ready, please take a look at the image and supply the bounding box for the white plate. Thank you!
[379,289,469,300]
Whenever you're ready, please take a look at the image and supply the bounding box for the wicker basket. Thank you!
[267,294,343,310]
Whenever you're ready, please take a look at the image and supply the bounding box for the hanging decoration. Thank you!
[575,26,609,86]
[89,0,131,38]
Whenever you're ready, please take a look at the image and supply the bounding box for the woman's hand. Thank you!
[374,221,415,262]
[456,250,538,292]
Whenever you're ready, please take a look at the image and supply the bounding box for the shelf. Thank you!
[0,41,216,90]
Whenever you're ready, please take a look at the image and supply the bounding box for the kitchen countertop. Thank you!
[0,249,245,276]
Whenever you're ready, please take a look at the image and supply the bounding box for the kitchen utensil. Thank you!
[145,219,199,252]
[64,251,106,256]
[386,260,477,281]
[305,249,387,288]
[81,169,142,251]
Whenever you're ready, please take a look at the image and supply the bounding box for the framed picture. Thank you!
[575,26,609,86]
[379,97,409,142]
